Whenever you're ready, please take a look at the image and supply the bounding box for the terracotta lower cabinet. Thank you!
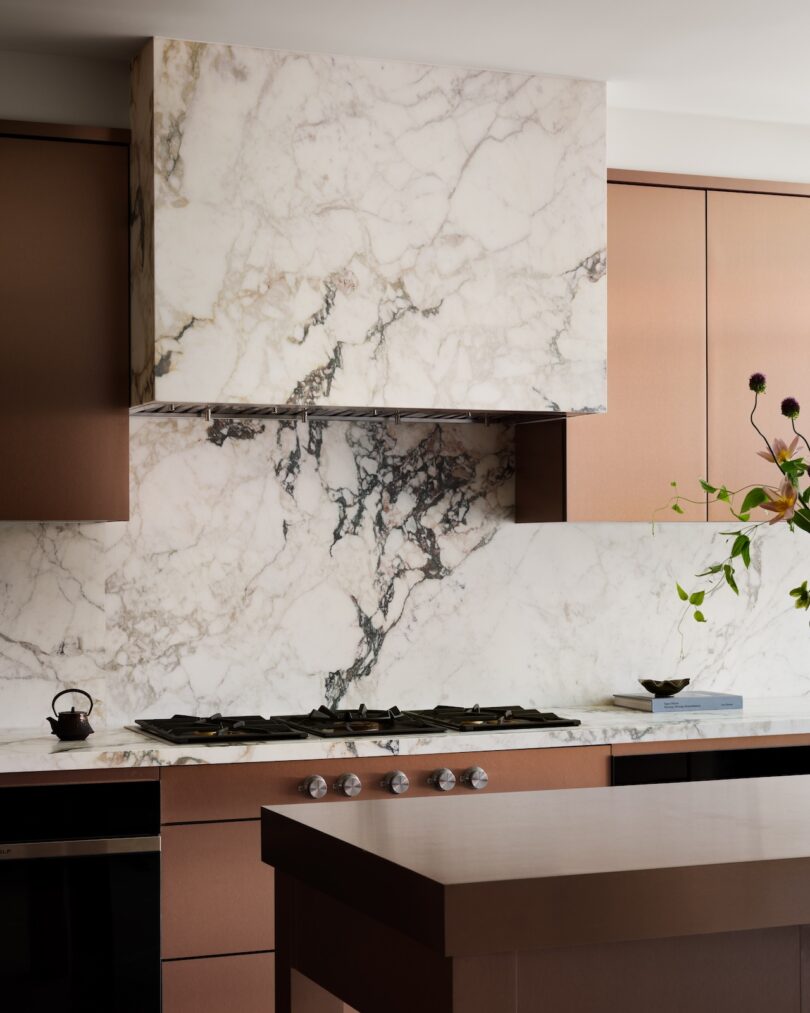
[159,750,609,1011]
[161,821,275,959]
[162,953,275,1013]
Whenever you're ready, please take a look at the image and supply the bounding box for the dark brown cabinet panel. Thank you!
[0,124,129,520]
[707,190,810,519]
[516,182,708,522]
[516,927,800,1013]
[162,952,275,1013]
[161,820,275,958]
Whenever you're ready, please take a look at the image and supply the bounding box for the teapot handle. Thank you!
[51,688,94,716]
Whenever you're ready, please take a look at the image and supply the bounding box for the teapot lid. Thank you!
[52,688,94,716]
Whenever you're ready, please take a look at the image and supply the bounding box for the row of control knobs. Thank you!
[299,767,488,799]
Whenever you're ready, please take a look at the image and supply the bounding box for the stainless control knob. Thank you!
[427,768,456,792]
[334,772,363,798]
[460,766,489,791]
[381,770,410,795]
[299,775,327,800]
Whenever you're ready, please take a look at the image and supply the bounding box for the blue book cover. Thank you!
[612,691,743,713]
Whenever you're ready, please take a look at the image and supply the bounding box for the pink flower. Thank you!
[761,479,798,525]
[758,436,800,465]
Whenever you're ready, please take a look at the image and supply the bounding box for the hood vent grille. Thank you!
[130,402,562,426]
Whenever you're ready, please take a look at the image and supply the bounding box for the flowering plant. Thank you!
[664,373,810,624]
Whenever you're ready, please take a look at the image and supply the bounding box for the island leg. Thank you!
[275,872,355,1012]
[275,872,293,1013]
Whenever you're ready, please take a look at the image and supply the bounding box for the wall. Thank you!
[608,106,810,182]
[3,48,810,185]
[1,418,807,730]
[6,48,810,185]
[0,50,129,128]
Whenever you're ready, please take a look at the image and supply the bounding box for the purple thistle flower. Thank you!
[781,397,801,419]
[749,372,767,393]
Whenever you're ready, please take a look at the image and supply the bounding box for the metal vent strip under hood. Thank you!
[130,39,606,420]
[129,402,570,425]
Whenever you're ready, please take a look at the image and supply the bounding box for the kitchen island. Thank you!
[262,774,810,1012]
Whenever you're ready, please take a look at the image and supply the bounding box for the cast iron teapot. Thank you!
[47,688,94,741]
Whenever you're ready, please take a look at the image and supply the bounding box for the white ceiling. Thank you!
[2,0,810,125]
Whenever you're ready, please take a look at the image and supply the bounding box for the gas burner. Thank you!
[408,704,581,732]
[277,704,448,738]
[134,714,308,745]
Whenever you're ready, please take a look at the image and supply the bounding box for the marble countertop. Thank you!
[2,698,810,773]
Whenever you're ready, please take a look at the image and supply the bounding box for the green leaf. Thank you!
[676,583,689,601]
[741,541,751,568]
[740,487,769,513]
[670,481,677,487]
[793,510,810,535]
[731,534,750,559]
[689,591,705,606]
[717,487,731,503]
[699,479,717,494]
[782,459,807,482]
[671,503,685,514]
[696,564,723,577]
[693,610,707,623]
[723,563,739,595]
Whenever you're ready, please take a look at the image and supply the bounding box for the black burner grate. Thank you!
[277,704,448,738]
[135,714,308,745]
[408,704,581,732]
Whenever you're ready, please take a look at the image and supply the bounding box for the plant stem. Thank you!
[792,418,810,459]
[750,391,785,473]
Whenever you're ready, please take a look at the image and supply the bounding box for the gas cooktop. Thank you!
[408,704,581,732]
[134,703,581,744]
[276,704,447,738]
[134,714,308,745]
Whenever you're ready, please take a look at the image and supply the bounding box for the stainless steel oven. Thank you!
[0,780,160,1012]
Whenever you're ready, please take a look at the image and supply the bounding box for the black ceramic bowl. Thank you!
[639,678,690,698]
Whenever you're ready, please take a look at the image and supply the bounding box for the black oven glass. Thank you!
[0,781,160,1013]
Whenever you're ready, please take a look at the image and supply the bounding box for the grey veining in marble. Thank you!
[131,37,606,413]
[2,417,810,731]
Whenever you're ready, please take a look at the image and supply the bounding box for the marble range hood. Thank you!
[130,37,607,424]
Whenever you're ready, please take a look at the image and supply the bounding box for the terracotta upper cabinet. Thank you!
[707,191,810,520]
[0,125,129,520]
[517,182,707,523]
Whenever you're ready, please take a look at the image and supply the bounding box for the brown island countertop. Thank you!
[262,774,810,1013]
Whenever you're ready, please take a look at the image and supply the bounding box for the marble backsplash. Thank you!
[1,418,809,730]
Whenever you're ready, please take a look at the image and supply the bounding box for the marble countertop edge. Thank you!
[1,699,810,773]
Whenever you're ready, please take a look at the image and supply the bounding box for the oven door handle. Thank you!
[0,835,161,860]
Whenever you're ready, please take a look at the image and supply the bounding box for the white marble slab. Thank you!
[131,38,606,413]
[2,699,810,773]
[3,418,810,731]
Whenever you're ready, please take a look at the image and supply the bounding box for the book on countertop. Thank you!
[612,691,743,713]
